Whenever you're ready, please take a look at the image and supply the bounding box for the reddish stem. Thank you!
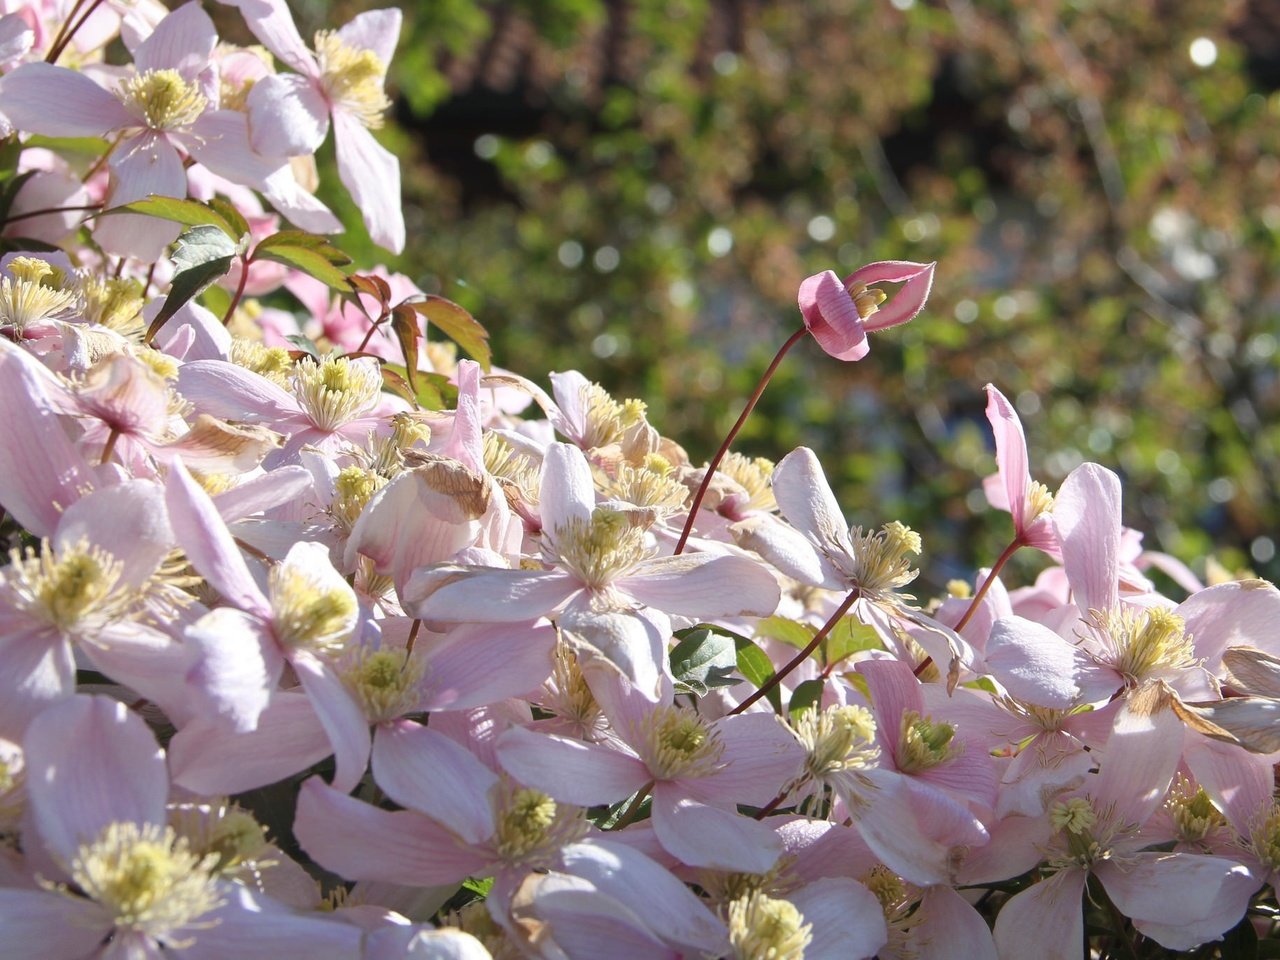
[222,255,251,326]
[673,326,808,555]
[47,0,107,64]
[3,203,102,225]
[730,587,861,716]
[952,535,1023,634]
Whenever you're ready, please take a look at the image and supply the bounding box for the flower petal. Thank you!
[133,1,218,76]
[334,112,404,254]
[0,62,132,137]
[495,725,648,806]
[651,789,783,873]
[798,270,867,361]
[848,260,935,332]
[1054,462,1122,616]
[245,72,329,157]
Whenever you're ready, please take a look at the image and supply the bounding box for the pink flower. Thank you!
[232,0,405,253]
[797,260,935,362]
[982,383,1057,550]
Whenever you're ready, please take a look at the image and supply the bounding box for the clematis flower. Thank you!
[797,260,935,362]
[982,383,1057,550]
[233,0,405,253]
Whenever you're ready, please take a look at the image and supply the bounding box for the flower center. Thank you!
[848,521,922,595]
[78,276,144,338]
[0,257,79,336]
[794,704,879,785]
[492,784,585,863]
[552,506,651,589]
[896,710,958,773]
[118,69,207,131]
[230,339,293,387]
[292,354,383,432]
[844,280,888,319]
[314,31,390,128]
[1250,804,1280,871]
[638,706,724,780]
[342,647,423,722]
[577,380,648,452]
[1165,778,1225,844]
[727,892,812,960]
[66,822,222,938]
[601,457,689,517]
[331,465,387,531]
[6,538,131,633]
[268,563,357,656]
[1096,606,1196,684]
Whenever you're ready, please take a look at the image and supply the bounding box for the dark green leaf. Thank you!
[408,295,492,371]
[145,255,234,343]
[670,629,738,696]
[390,303,421,401]
[0,170,39,224]
[105,196,239,238]
[788,678,825,719]
[381,363,455,410]
[734,637,781,713]
[254,243,351,290]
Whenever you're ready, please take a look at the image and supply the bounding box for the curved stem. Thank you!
[952,535,1023,634]
[356,308,391,354]
[405,619,422,657]
[3,203,102,225]
[47,0,107,64]
[753,790,789,820]
[609,782,653,830]
[730,586,861,716]
[99,427,119,465]
[222,255,251,326]
[673,326,808,555]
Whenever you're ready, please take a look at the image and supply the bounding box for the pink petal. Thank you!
[420,620,556,711]
[1054,462,1122,616]
[185,110,293,188]
[1179,579,1280,667]
[1097,853,1257,950]
[906,885,997,960]
[416,568,575,623]
[992,868,1086,960]
[95,132,186,260]
[0,890,112,959]
[132,1,217,76]
[857,658,924,759]
[212,465,314,522]
[0,62,132,136]
[165,460,271,616]
[540,441,597,535]
[224,0,318,73]
[1184,734,1275,835]
[621,553,780,618]
[168,693,333,795]
[495,726,648,805]
[246,72,329,157]
[558,838,730,956]
[53,480,172,589]
[1091,688,1184,824]
[371,720,498,843]
[183,608,281,735]
[849,260,935,332]
[177,359,301,424]
[729,513,839,588]
[439,360,484,473]
[0,14,33,67]
[0,342,92,536]
[292,649,370,794]
[334,112,404,254]
[179,885,362,960]
[24,695,166,863]
[984,383,1031,534]
[336,8,402,65]
[559,604,670,704]
[771,446,857,571]
[295,777,489,885]
[0,626,73,740]
[983,615,1105,709]
[798,270,868,361]
[651,789,783,873]
[260,163,343,234]
[685,712,805,807]
[790,877,887,960]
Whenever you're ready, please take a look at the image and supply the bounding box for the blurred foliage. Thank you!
[299,0,1280,589]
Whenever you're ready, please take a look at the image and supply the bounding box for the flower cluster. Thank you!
[0,3,1277,959]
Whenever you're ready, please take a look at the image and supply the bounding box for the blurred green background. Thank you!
[281,0,1280,591]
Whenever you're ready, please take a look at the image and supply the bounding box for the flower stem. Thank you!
[609,782,653,830]
[673,325,808,555]
[730,586,861,716]
[46,0,108,64]
[3,203,102,225]
[222,255,251,326]
[356,307,391,354]
[952,535,1023,634]
[99,428,119,465]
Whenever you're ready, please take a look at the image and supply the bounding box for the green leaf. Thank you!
[754,616,815,651]
[408,295,492,371]
[461,877,494,898]
[106,196,242,239]
[824,618,882,668]
[198,282,232,318]
[733,637,781,713]
[172,224,239,272]
[256,230,352,262]
[788,678,825,719]
[254,243,351,290]
[390,303,422,401]
[669,629,738,696]
[285,334,322,358]
[205,197,250,242]
[381,363,455,410]
[145,254,234,343]
[0,170,38,225]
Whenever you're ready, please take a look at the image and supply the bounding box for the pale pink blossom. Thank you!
[797,260,935,361]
